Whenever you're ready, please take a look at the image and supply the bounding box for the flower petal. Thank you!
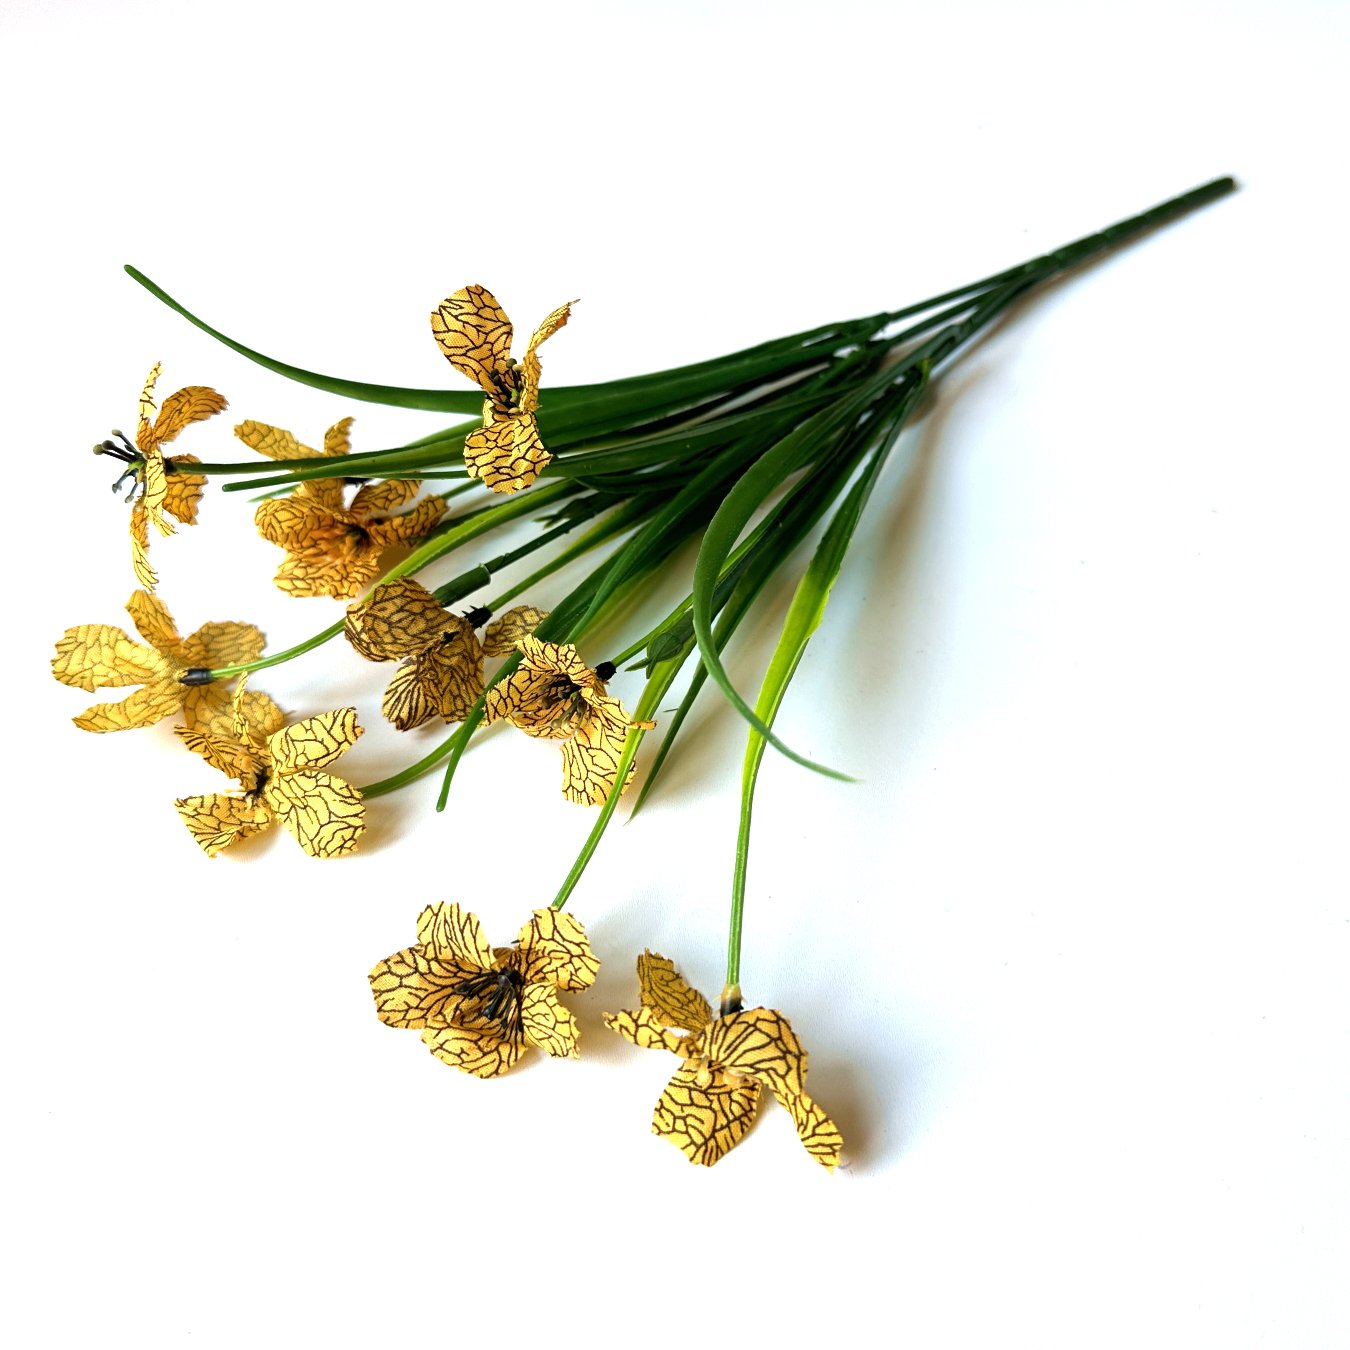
[268,708,362,770]
[130,501,156,591]
[652,1066,762,1167]
[604,1006,689,1054]
[430,285,515,397]
[782,1091,844,1171]
[349,478,421,519]
[136,362,162,447]
[559,703,640,805]
[415,902,495,971]
[482,663,573,738]
[368,944,478,1030]
[182,620,266,671]
[517,909,600,991]
[464,412,549,494]
[73,680,183,732]
[180,682,234,736]
[175,792,272,856]
[176,724,256,781]
[367,494,446,547]
[520,983,580,1059]
[142,449,170,534]
[421,1022,525,1078]
[637,952,712,1033]
[520,299,573,414]
[124,591,182,655]
[382,639,483,729]
[345,579,459,662]
[52,624,163,692]
[262,770,364,858]
[234,420,314,461]
[255,497,351,552]
[162,454,206,526]
[701,1008,808,1102]
[152,386,227,446]
[480,605,548,657]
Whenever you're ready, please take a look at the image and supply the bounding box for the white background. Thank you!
[3,1,1347,1345]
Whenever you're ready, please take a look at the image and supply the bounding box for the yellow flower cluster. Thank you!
[369,909,843,1168]
[61,284,846,1168]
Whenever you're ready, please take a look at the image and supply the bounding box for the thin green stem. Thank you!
[208,620,344,679]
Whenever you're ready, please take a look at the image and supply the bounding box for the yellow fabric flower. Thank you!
[96,363,222,590]
[254,477,446,600]
[344,578,547,730]
[174,680,365,858]
[430,285,573,494]
[605,952,843,1169]
[369,902,599,1077]
[52,590,263,734]
[483,635,652,805]
[234,415,353,507]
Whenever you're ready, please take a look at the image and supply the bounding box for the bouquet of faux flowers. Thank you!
[53,177,1235,1167]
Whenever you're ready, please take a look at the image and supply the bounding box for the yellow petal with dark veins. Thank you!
[430,285,515,398]
[415,902,495,971]
[520,299,573,414]
[520,983,580,1059]
[367,495,446,547]
[517,909,599,991]
[559,702,642,805]
[652,1066,762,1167]
[783,1091,844,1170]
[255,497,351,552]
[162,453,207,526]
[137,362,162,446]
[52,624,163,691]
[124,590,182,656]
[235,420,311,461]
[604,1006,689,1054]
[345,578,458,662]
[152,386,227,446]
[268,708,361,771]
[421,1021,524,1078]
[381,638,483,729]
[702,1009,809,1101]
[637,952,712,1033]
[142,448,170,533]
[464,411,549,494]
[181,620,265,671]
[480,605,548,657]
[349,478,421,519]
[72,680,184,733]
[368,943,478,1030]
[175,792,272,857]
[130,501,156,591]
[180,682,234,736]
[176,722,263,783]
[262,769,364,857]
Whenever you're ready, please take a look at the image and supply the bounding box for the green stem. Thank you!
[208,620,344,679]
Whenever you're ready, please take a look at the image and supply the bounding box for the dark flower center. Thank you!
[454,966,525,1036]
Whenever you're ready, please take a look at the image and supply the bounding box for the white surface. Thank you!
[3,1,1347,1346]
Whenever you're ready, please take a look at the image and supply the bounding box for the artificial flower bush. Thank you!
[52,178,1235,1166]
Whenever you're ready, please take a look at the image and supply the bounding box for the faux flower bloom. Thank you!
[344,578,546,729]
[234,415,353,506]
[605,952,843,1169]
[254,477,446,600]
[52,590,263,734]
[175,680,365,858]
[430,285,573,494]
[98,363,221,590]
[369,901,599,1077]
[484,635,653,805]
